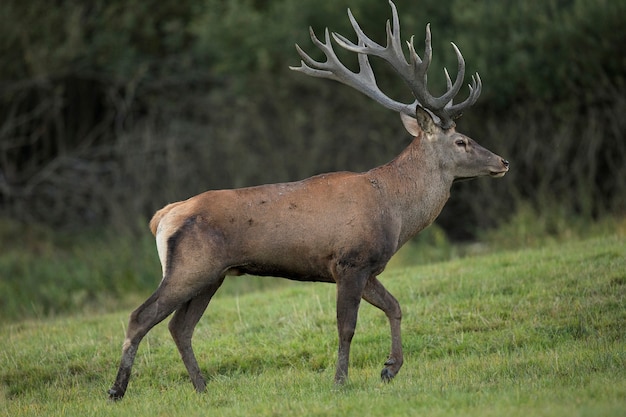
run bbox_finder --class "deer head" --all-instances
[291,0,509,181]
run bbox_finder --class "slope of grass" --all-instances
[1,233,625,416]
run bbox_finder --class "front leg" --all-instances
[334,272,369,384]
[362,277,403,381]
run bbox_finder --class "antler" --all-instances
[290,0,481,129]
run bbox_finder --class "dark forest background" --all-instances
[1,0,625,239]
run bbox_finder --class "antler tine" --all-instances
[386,0,408,66]
[446,73,482,119]
[406,24,431,75]
[290,27,342,81]
[333,3,413,83]
[435,43,466,110]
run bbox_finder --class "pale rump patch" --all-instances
[155,218,181,278]
[155,228,168,277]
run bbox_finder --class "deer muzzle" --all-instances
[490,158,510,177]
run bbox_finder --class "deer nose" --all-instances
[501,159,510,169]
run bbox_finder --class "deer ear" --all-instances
[414,106,438,135]
[400,112,421,137]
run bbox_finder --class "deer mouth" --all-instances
[489,170,507,178]
[453,176,477,183]
[490,159,510,177]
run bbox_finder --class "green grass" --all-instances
[1,232,625,416]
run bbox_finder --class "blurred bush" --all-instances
[0,0,624,238]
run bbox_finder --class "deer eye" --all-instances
[455,139,467,147]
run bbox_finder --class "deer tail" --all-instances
[149,201,185,236]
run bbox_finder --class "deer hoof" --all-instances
[108,387,125,401]
[380,367,396,382]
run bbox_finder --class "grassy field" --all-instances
[1,232,625,416]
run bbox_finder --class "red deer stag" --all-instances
[108,0,509,400]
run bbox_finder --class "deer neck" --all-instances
[371,135,453,247]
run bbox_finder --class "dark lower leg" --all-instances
[108,341,138,400]
[334,277,367,384]
[362,277,403,381]
[108,290,180,400]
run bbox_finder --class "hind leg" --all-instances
[108,283,184,400]
[168,276,225,392]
